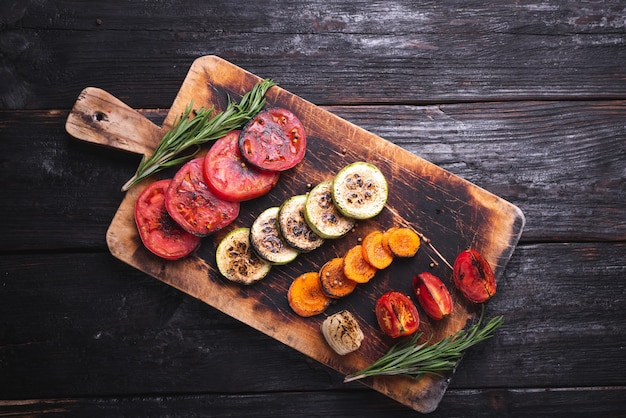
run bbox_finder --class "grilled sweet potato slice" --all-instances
[385,227,420,258]
[288,272,331,317]
[361,230,394,269]
[319,257,358,298]
[343,245,377,283]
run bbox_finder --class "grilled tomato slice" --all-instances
[413,272,453,320]
[203,130,280,202]
[453,249,497,303]
[239,108,306,171]
[134,179,200,260]
[165,158,240,237]
[375,291,420,338]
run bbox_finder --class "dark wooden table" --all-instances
[2,1,625,416]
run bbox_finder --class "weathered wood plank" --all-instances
[0,109,141,252]
[2,98,625,252]
[331,101,626,242]
[2,0,624,415]
[16,0,626,35]
[1,387,625,418]
[2,1,625,108]
[1,243,624,399]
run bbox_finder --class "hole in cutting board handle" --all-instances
[66,87,164,156]
[93,111,108,122]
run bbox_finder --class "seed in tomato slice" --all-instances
[165,158,240,237]
[203,130,280,202]
[134,179,201,260]
[453,248,497,303]
[238,108,306,171]
[413,272,453,320]
[375,291,420,338]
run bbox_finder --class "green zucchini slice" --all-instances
[332,162,388,220]
[250,206,299,265]
[216,227,272,285]
[304,180,356,239]
[278,195,325,252]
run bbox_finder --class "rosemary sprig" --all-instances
[121,79,276,191]
[344,307,503,383]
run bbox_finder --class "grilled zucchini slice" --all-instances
[278,195,325,252]
[216,227,272,285]
[250,206,299,265]
[332,162,388,220]
[304,180,356,239]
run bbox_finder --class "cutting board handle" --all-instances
[65,87,164,155]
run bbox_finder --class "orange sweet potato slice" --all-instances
[381,226,398,249]
[288,271,331,317]
[319,257,358,298]
[343,244,377,283]
[361,230,394,269]
[386,227,421,257]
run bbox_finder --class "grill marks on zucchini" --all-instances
[332,162,388,220]
[278,195,325,252]
[250,206,299,265]
[216,227,272,284]
[215,161,389,289]
[304,180,356,239]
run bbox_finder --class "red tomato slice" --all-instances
[165,158,240,237]
[413,272,453,320]
[375,291,420,338]
[453,248,497,303]
[134,179,201,260]
[239,108,306,171]
[203,130,280,202]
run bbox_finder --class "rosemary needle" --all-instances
[344,307,503,383]
[121,79,276,191]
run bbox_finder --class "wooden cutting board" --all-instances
[66,55,525,413]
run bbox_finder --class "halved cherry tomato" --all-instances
[165,158,240,237]
[375,291,420,338]
[134,179,201,260]
[413,272,453,320]
[239,108,306,171]
[453,248,497,303]
[203,130,280,202]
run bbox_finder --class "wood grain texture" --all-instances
[2,100,624,251]
[2,0,625,415]
[64,56,523,412]
[65,87,164,156]
[2,1,626,109]
[2,387,626,418]
[330,101,626,242]
[1,242,624,414]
